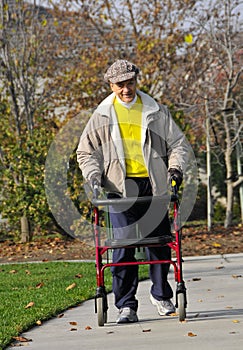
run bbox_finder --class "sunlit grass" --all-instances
[0,261,149,348]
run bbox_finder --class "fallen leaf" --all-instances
[184,33,193,43]
[232,274,242,279]
[70,328,77,331]
[12,336,32,342]
[192,278,201,281]
[215,266,224,269]
[212,242,221,247]
[25,270,31,275]
[36,320,42,326]
[232,320,240,323]
[225,306,233,309]
[57,313,64,318]
[66,283,76,291]
[69,321,77,326]
[36,282,44,289]
[25,301,35,309]
[169,312,178,316]
[85,326,92,330]
[187,332,197,337]
[75,274,83,278]
[142,329,151,332]
[9,269,17,274]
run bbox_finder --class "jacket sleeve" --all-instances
[161,106,190,175]
[76,113,104,183]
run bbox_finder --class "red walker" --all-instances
[92,182,187,326]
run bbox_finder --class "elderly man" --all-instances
[77,59,189,323]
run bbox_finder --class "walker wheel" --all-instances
[97,297,107,326]
[178,293,186,321]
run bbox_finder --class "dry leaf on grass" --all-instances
[66,282,76,291]
[25,301,35,309]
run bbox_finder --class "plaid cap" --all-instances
[104,60,139,83]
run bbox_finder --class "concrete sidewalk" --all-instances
[9,254,243,349]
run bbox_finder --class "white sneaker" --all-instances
[150,294,175,315]
[116,307,138,324]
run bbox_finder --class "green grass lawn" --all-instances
[0,261,149,349]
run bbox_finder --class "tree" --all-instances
[0,0,59,240]
[55,0,200,106]
[3,0,241,240]
[0,0,120,239]
[173,0,243,227]
[0,97,57,237]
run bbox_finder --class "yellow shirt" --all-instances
[114,96,148,177]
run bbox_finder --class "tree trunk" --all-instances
[225,181,234,228]
[20,215,32,242]
[223,107,234,227]
[205,98,213,230]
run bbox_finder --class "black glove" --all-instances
[169,168,183,189]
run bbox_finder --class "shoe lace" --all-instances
[162,300,173,308]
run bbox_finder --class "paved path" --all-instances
[9,254,243,349]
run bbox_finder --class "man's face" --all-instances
[110,78,137,103]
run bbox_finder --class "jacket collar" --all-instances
[96,90,160,119]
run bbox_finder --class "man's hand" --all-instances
[169,168,183,190]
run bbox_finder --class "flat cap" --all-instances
[104,59,139,83]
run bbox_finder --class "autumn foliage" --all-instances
[0,0,242,239]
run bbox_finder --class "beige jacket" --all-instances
[76,90,189,196]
